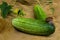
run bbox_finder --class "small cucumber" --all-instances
[34,5,47,21]
[12,17,55,36]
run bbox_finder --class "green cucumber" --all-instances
[34,5,47,21]
[12,17,55,36]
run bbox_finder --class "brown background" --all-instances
[0,0,60,40]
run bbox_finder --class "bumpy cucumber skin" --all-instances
[34,5,47,21]
[12,17,55,36]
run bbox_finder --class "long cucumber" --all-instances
[12,17,55,36]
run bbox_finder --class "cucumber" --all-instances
[34,5,47,21]
[12,17,55,36]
